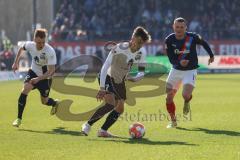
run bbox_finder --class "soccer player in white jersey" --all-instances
[12,28,59,127]
[81,26,151,137]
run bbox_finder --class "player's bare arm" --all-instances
[12,47,25,72]
[29,65,55,84]
[127,71,145,82]
[196,34,215,65]
[201,41,214,65]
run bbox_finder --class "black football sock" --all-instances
[17,93,28,119]
[46,98,57,106]
[101,110,121,131]
[88,103,115,126]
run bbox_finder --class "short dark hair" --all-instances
[174,17,187,24]
[34,28,47,39]
[132,26,151,43]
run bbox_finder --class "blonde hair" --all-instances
[34,28,47,39]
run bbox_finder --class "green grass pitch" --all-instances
[0,74,240,160]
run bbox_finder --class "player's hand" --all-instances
[12,62,19,73]
[208,57,214,65]
[180,60,189,67]
[96,89,107,101]
[29,77,40,84]
[127,76,143,82]
[127,76,138,82]
[127,72,144,82]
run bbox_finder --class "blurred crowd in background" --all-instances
[50,0,240,41]
[1,0,240,71]
[0,38,14,71]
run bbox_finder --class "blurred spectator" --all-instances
[75,29,87,41]
[50,0,240,41]
[2,50,14,70]
[0,37,14,71]
[0,61,7,71]
[54,47,62,68]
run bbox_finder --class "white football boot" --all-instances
[81,122,91,136]
[12,118,22,127]
[97,129,116,138]
[166,121,177,129]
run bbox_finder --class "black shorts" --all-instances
[24,69,52,97]
[98,74,126,100]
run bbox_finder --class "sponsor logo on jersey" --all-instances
[135,53,141,61]
[174,49,190,55]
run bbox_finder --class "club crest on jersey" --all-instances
[34,53,47,66]
[135,52,142,60]
[40,53,46,61]
[34,56,40,63]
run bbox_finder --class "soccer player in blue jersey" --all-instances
[165,17,214,128]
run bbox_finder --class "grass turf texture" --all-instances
[0,74,240,160]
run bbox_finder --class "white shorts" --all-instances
[166,68,197,90]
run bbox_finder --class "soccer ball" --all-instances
[129,122,145,139]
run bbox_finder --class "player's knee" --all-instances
[41,98,48,105]
[165,87,172,94]
[182,93,191,101]
[104,94,115,105]
[115,102,124,114]
[22,84,33,94]
[21,90,29,95]
[166,97,173,104]
[116,107,124,114]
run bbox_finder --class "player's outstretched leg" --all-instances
[81,94,115,136]
[13,83,33,127]
[97,100,124,137]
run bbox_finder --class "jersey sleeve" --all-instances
[194,33,214,57]
[47,47,57,65]
[194,33,204,44]
[99,49,113,88]
[23,41,34,51]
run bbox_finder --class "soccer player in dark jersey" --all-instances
[165,17,214,128]
[81,27,151,137]
[12,28,59,127]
